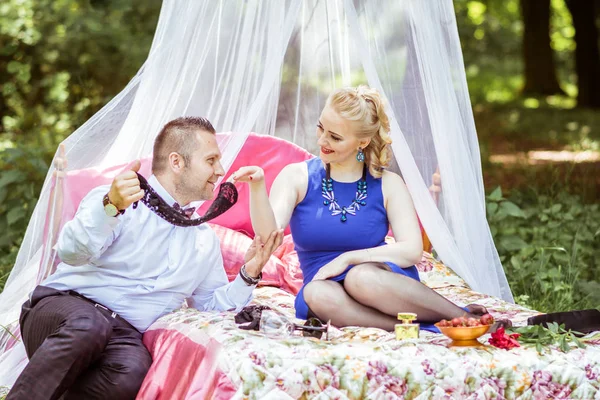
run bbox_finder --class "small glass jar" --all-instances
[395,312,420,340]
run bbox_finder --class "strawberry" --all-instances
[480,313,494,325]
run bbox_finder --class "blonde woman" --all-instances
[233,86,497,332]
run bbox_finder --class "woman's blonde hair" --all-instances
[325,85,392,178]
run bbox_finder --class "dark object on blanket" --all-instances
[235,305,272,331]
[527,309,600,334]
[234,305,331,340]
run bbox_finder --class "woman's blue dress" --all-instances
[289,158,439,332]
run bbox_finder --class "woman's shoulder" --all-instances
[380,169,408,192]
[279,160,310,175]
[275,161,310,190]
[280,157,322,176]
[381,169,405,182]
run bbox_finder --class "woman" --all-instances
[232,86,494,332]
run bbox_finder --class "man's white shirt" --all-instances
[43,175,254,332]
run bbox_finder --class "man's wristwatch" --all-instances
[239,264,262,286]
[103,193,124,217]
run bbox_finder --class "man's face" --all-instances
[180,130,225,201]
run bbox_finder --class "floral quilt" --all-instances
[136,254,600,400]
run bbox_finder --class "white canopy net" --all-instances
[0,0,513,386]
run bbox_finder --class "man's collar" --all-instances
[148,175,177,207]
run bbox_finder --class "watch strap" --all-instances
[239,264,262,286]
[103,193,125,215]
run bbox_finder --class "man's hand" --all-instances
[229,166,265,184]
[244,229,284,278]
[107,160,145,211]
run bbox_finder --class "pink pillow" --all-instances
[198,133,313,236]
[208,223,303,295]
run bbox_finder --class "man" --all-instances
[7,117,283,400]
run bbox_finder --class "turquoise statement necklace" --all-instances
[321,163,368,222]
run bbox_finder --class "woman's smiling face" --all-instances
[316,105,368,164]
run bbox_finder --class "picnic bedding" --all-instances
[136,251,600,400]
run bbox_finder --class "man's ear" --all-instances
[168,152,186,174]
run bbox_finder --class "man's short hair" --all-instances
[152,116,216,174]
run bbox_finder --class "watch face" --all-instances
[104,203,119,217]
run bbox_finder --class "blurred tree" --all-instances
[520,0,565,95]
[453,0,525,104]
[565,0,600,108]
[0,0,160,274]
[0,0,161,150]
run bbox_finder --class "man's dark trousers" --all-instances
[7,285,152,400]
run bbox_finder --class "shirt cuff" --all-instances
[228,274,255,306]
[88,191,122,233]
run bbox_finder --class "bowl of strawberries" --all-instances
[435,314,495,347]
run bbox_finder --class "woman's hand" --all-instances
[229,166,265,184]
[312,254,351,281]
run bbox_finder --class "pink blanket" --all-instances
[139,328,236,399]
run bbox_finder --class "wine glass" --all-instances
[259,310,330,340]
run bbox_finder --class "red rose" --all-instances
[488,327,521,350]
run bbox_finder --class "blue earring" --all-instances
[356,148,365,162]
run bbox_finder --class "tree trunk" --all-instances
[520,0,565,95]
[566,0,600,108]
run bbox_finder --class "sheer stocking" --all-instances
[343,263,478,323]
[303,280,398,331]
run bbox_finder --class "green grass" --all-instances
[476,103,599,313]
[487,187,600,312]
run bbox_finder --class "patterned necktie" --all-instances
[173,203,196,219]
[134,172,238,227]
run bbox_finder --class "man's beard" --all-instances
[176,174,208,202]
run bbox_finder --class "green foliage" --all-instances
[454,0,524,104]
[511,322,586,353]
[0,0,160,289]
[457,0,599,313]
[476,105,600,153]
[0,0,161,150]
[0,146,50,291]
[487,187,600,312]
[454,0,577,105]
